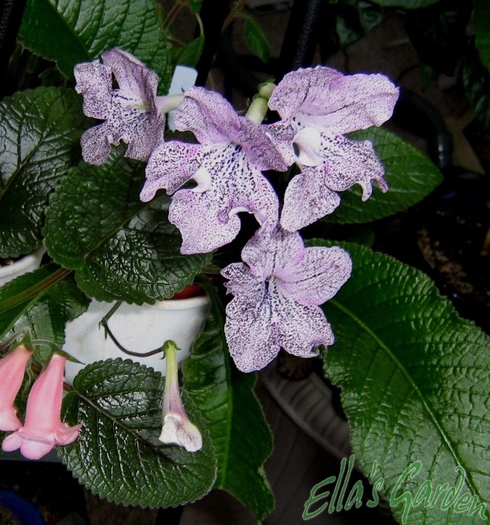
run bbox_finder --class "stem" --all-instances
[100,302,168,358]
[164,341,178,387]
[162,340,179,414]
[222,0,248,32]
[0,267,71,314]
[163,1,184,31]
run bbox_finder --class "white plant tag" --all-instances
[167,65,198,130]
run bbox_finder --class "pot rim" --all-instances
[139,293,210,311]
[0,247,46,278]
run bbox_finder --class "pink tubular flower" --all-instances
[2,354,82,460]
[74,49,172,165]
[268,66,399,231]
[0,345,32,432]
[221,227,352,373]
[140,86,289,254]
[159,341,202,452]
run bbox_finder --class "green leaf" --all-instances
[0,265,88,362]
[326,127,442,224]
[475,0,490,72]
[316,240,490,524]
[0,87,87,258]
[189,0,203,14]
[182,282,274,521]
[244,17,271,64]
[463,41,490,131]
[178,36,205,67]
[369,0,439,7]
[18,0,173,88]
[335,0,387,50]
[58,359,216,508]
[43,147,210,304]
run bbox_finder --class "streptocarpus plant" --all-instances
[1,1,490,524]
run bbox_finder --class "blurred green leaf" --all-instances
[178,35,205,67]
[336,0,387,49]
[182,283,274,521]
[370,0,439,7]
[463,41,490,131]
[475,0,490,72]
[59,359,216,508]
[326,127,442,224]
[244,17,271,64]
[189,0,203,14]
[44,147,210,304]
[0,87,87,258]
[316,240,490,524]
[18,0,173,89]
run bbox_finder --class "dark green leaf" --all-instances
[326,127,442,224]
[369,0,439,7]
[0,265,88,362]
[182,283,274,521]
[189,0,203,14]
[59,359,216,508]
[475,0,490,71]
[335,0,387,50]
[463,41,490,131]
[18,0,173,88]
[43,147,210,304]
[405,0,472,76]
[0,87,87,258]
[178,36,205,67]
[244,17,271,64]
[315,240,490,524]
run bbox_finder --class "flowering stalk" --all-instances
[159,340,202,452]
[0,345,32,431]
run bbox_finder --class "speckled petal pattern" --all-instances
[75,48,165,165]
[221,227,352,372]
[267,65,398,228]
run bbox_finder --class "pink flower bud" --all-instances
[0,345,32,431]
[2,354,82,460]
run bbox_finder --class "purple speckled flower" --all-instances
[140,86,289,254]
[74,49,168,165]
[221,227,352,373]
[268,66,399,231]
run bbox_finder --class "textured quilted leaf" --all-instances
[316,240,490,524]
[0,87,87,258]
[44,147,210,304]
[18,0,173,88]
[59,359,216,508]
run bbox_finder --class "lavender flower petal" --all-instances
[267,66,398,230]
[222,227,352,372]
[75,48,166,165]
[269,66,399,134]
[141,86,287,253]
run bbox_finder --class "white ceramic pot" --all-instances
[0,248,46,287]
[63,294,211,384]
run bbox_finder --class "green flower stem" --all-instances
[0,267,71,314]
[163,340,178,405]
